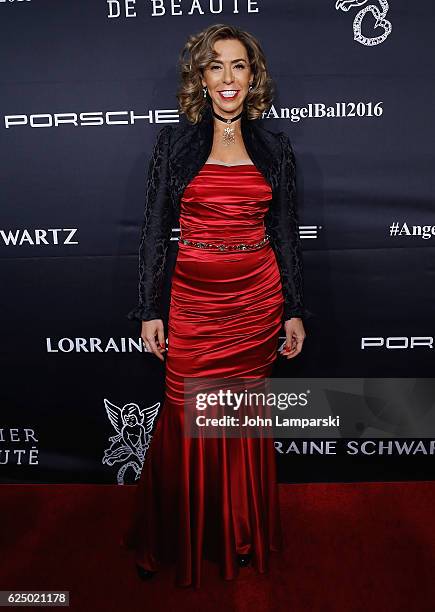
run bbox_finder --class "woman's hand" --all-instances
[280,317,306,359]
[141,319,167,361]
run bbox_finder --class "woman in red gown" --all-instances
[122,26,307,588]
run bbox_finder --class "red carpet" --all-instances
[1,482,435,611]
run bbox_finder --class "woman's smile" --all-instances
[218,89,240,101]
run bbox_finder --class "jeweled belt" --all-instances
[179,233,270,251]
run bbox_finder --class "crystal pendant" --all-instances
[222,119,235,146]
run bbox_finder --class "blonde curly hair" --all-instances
[176,24,275,124]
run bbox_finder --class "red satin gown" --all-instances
[122,162,285,588]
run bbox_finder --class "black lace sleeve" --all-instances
[127,125,173,322]
[267,131,313,322]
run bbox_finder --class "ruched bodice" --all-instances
[180,163,272,244]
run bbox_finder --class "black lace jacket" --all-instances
[127,103,312,324]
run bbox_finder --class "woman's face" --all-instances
[201,38,253,118]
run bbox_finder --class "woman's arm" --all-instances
[267,131,311,322]
[127,125,173,322]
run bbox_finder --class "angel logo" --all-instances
[335,0,392,46]
[102,399,160,484]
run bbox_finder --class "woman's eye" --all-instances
[210,64,245,70]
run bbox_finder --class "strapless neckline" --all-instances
[204,162,256,168]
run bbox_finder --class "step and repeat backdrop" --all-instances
[1,0,434,484]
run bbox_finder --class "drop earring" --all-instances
[203,86,207,98]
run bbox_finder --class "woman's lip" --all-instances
[218,90,240,100]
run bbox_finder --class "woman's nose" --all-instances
[222,68,235,84]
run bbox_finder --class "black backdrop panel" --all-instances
[1,0,434,484]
